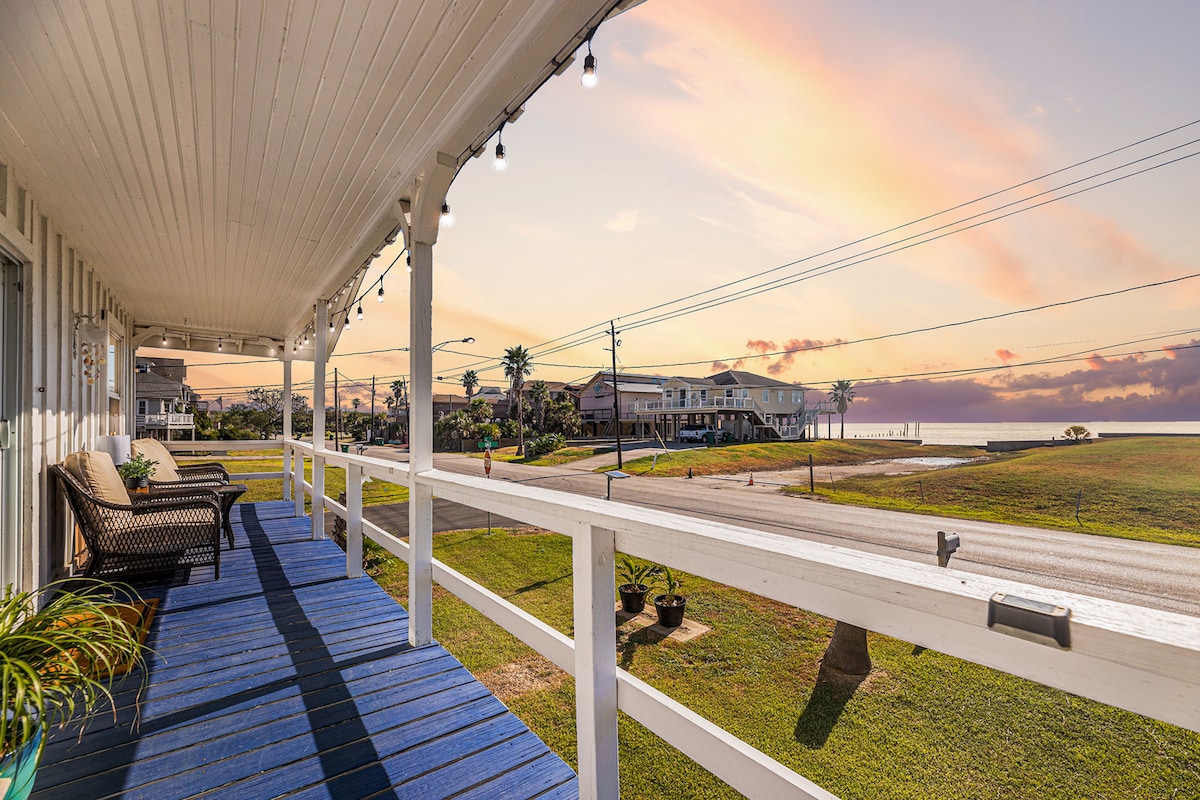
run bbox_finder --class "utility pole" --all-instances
[610,320,623,469]
[370,375,376,443]
[333,368,340,449]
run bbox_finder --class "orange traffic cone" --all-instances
[748,473,754,486]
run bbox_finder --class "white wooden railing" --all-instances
[279,438,1200,800]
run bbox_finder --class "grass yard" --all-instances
[785,437,1200,547]
[472,445,617,467]
[372,529,1200,800]
[609,440,983,478]
[180,456,408,506]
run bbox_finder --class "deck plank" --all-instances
[32,501,578,800]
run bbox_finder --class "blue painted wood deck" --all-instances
[32,501,578,800]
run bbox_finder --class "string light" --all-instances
[377,279,385,302]
[493,126,507,171]
[329,318,335,333]
[357,304,364,321]
[218,337,223,352]
[162,331,168,346]
[343,315,351,331]
[440,202,454,227]
[581,39,597,88]
[406,255,412,273]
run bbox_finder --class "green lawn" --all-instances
[470,445,617,467]
[609,440,984,478]
[372,529,1199,800]
[184,456,408,506]
[783,438,1200,547]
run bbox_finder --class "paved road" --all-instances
[358,447,1200,616]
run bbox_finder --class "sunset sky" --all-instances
[159,0,1200,422]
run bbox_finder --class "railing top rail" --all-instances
[406,465,1197,730]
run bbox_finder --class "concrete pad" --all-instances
[615,603,710,643]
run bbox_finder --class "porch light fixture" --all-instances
[581,39,598,88]
[493,126,507,172]
[440,202,454,228]
[357,305,363,321]
[377,280,385,302]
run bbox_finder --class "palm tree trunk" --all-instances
[822,621,871,677]
[517,394,525,455]
[840,412,845,438]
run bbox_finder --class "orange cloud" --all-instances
[996,348,1019,365]
[746,339,776,354]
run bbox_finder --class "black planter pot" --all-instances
[618,584,648,614]
[124,476,149,491]
[653,595,687,628]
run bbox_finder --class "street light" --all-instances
[432,336,474,352]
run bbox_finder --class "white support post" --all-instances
[346,462,363,578]
[573,523,620,800]
[292,448,305,518]
[282,351,293,501]
[408,239,434,646]
[312,302,327,540]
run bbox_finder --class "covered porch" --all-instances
[32,500,576,799]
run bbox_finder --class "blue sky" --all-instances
[175,0,1200,422]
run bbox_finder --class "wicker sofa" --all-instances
[52,450,223,580]
[132,437,230,486]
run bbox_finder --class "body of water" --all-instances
[833,420,1200,447]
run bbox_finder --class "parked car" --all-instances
[678,424,717,443]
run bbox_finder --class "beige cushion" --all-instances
[132,438,179,481]
[63,450,129,505]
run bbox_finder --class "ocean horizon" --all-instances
[830,420,1200,447]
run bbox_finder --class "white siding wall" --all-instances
[0,151,134,589]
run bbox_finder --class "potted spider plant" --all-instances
[0,579,148,800]
[615,555,654,614]
[652,566,687,628]
[116,452,157,491]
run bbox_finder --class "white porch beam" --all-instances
[312,302,327,540]
[573,522,620,799]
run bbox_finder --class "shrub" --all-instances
[526,433,565,458]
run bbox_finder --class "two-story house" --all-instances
[577,371,668,438]
[638,369,826,441]
[133,357,197,441]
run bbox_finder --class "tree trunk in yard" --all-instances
[822,621,872,677]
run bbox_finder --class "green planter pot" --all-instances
[1,728,43,800]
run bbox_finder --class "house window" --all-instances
[742,389,749,398]
[762,390,769,402]
[778,391,784,403]
[137,400,147,415]
[725,388,733,398]
[664,389,672,400]
[700,389,708,401]
[792,390,803,403]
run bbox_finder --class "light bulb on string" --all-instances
[581,39,598,88]
[357,305,363,321]
[440,202,454,228]
[329,318,335,333]
[377,279,385,302]
[343,315,351,331]
[162,332,168,346]
[218,338,223,352]
[406,255,412,273]
[493,127,507,171]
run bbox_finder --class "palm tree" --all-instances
[461,370,478,403]
[500,345,534,455]
[528,380,550,433]
[829,379,856,439]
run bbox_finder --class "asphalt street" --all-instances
[356,446,1200,617]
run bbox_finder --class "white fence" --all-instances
[268,439,1200,800]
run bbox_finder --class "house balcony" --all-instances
[38,438,1191,799]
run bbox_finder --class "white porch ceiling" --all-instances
[0,0,627,358]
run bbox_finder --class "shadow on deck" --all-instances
[32,501,577,800]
